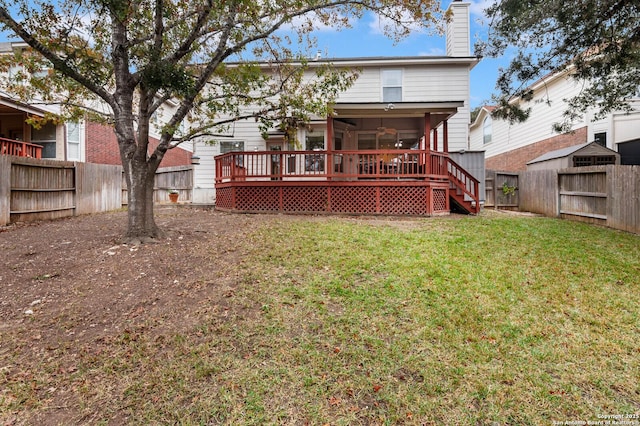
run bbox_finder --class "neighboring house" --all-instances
[469,68,640,172]
[192,1,483,215]
[0,42,192,167]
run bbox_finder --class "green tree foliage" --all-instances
[476,0,640,131]
[0,0,441,240]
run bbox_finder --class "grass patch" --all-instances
[2,214,639,424]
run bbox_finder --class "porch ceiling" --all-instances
[332,101,464,127]
[0,97,47,116]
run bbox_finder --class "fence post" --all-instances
[0,156,10,225]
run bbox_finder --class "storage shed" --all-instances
[526,142,620,171]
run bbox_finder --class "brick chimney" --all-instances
[446,1,471,57]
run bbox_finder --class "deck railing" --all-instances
[446,156,479,201]
[0,138,43,159]
[215,149,451,183]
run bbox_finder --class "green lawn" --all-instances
[5,213,640,424]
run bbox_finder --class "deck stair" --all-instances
[446,157,480,214]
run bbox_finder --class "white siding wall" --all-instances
[446,2,471,57]
[335,67,380,102]
[470,74,587,158]
[337,64,471,151]
[192,118,266,203]
[336,65,470,104]
[471,74,640,158]
[612,107,640,145]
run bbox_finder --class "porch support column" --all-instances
[432,128,438,152]
[443,120,449,153]
[327,114,334,180]
[423,113,431,149]
[423,113,431,176]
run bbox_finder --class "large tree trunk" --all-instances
[123,157,162,241]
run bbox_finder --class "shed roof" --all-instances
[527,142,618,165]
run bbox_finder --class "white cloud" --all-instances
[468,0,493,24]
[418,47,445,56]
[368,10,426,36]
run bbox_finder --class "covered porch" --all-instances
[214,102,479,216]
[0,99,53,159]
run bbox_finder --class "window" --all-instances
[305,128,325,172]
[382,69,402,103]
[31,122,57,158]
[67,122,82,161]
[356,131,418,150]
[594,132,607,147]
[220,141,244,166]
[220,141,244,153]
[483,116,492,144]
[573,155,616,167]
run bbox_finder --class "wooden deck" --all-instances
[0,138,43,159]
[215,149,479,215]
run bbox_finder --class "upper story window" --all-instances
[594,132,607,147]
[381,69,402,103]
[483,116,492,144]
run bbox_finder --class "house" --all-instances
[192,1,483,215]
[0,42,192,167]
[469,68,640,172]
[526,142,620,171]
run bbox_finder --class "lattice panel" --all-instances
[282,187,328,212]
[432,188,448,212]
[215,187,234,209]
[379,186,428,215]
[330,186,378,213]
[236,187,280,211]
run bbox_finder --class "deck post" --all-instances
[423,113,431,176]
[432,128,438,152]
[327,115,334,180]
[443,120,449,153]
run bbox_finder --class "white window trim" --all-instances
[381,69,403,103]
[66,121,84,162]
[482,116,492,145]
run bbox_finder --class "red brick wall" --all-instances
[85,121,191,167]
[486,126,588,172]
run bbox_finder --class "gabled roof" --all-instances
[527,142,619,164]
[470,105,496,128]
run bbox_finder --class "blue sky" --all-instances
[0,0,498,108]
[306,0,499,109]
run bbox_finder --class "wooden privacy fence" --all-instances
[516,165,640,235]
[121,165,193,204]
[0,156,122,226]
[485,170,519,210]
[1,156,194,226]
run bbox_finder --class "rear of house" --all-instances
[192,1,483,215]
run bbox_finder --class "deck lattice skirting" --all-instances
[215,180,450,216]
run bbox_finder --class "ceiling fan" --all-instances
[376,126,397,136]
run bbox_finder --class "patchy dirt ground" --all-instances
[0,207,435,346]
[0,207,262,347]
[0,207,282,423]
[0,206,454,424]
